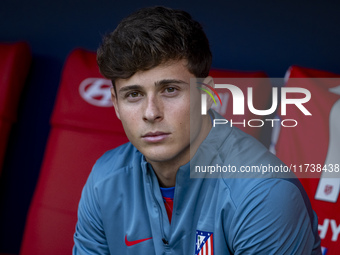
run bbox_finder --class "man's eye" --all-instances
[127,92,141,98]
[165,87,176,93]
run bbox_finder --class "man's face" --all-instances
[112,60,206,167]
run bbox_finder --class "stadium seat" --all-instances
[19,48,271,253]
[273,65,340,255]
[19,49,128,254]
[0,42,31,174]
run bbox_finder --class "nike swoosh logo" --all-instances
[125,235,152,246]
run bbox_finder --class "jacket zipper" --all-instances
[148,174,169,247]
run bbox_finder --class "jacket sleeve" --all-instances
[73,169,110,255]
[228,178,321,255]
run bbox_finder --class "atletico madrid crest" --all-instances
[195,230,214,255]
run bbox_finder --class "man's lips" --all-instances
[141,132,170,142]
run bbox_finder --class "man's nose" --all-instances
[143,95,163,122]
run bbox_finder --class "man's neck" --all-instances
[150,161,181,187]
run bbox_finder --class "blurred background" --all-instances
[1,0,340,253]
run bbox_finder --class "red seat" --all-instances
[20,49,271,253]
[274,65,340,255]
[19,49,128,254]
[0,42,31,173]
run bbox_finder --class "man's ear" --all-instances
[111,87,121,120]
[202,76,215,110]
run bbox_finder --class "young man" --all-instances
[73,6,321,254]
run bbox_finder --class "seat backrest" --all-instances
[20,51,271,254]
[273,65,340,255]
[19,49,128,254]
[0,42,31,173]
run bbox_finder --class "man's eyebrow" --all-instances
[118,85,142,94]
[118,79,188,94]
[154,79,188,87]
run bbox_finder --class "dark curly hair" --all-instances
[97,6,212,85]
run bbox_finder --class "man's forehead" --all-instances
[115,60,193,89]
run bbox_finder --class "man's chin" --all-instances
[144,153,174,164]
[142,148,179,164]
[143,148,190,166]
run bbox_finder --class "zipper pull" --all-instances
[162,238,169,245]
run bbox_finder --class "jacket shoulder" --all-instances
[90,142,140,182]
